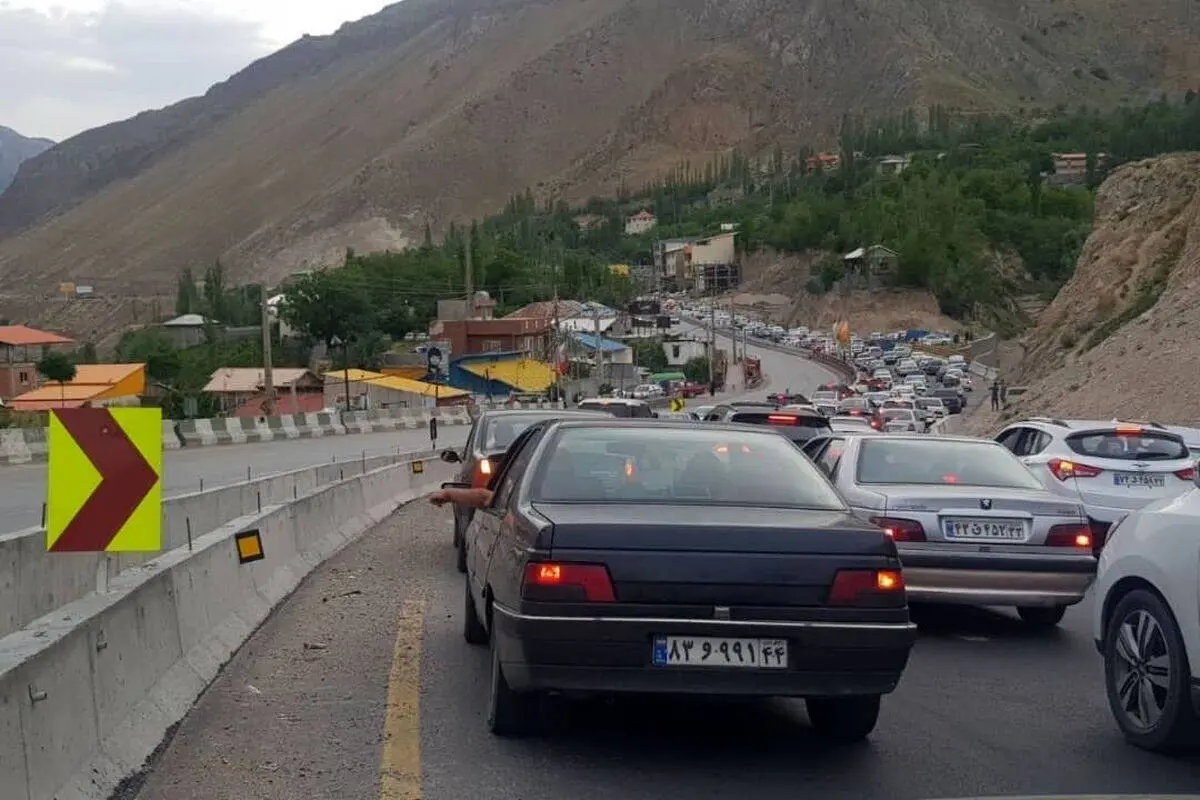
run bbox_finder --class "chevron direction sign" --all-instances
[46,407,163,553]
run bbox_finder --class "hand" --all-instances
[428,490,452,507]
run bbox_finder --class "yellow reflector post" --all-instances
[235,530,265,564]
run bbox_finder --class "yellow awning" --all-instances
[460,358,555,393]
[322,368,470,399]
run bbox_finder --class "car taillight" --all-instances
[1047,458,1102,481]
[1174,466,1196,481]
[471,458,493,488]
[869,517,927,542]
[829,569,906,606]
[521,563,616,603]
[1045,523,1093,548]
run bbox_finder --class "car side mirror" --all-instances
[440,449,461,464]
[1194,460,1200,489]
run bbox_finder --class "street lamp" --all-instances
[330,335,351,417]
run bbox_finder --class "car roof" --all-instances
[478,408,607,421]
[1011,417,1180,434]
[549,418,794,434]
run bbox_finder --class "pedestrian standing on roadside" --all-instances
[989,380,1000,411]
[999,379,1008,409]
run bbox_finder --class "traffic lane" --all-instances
[675,322,841,402]
[420,567,1196,799]
[124,501,1200,800]
[0,426,466,534]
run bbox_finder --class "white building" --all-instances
[662,339,707,367]
[625,210,658,235]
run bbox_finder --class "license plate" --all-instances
[652,636,788,669]
[942,517,1027,541]
[1112,472,1165,489]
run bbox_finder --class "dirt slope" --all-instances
[964,152,1200,432]
[0,0,1195,294]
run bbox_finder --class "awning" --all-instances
[460,358,555,392]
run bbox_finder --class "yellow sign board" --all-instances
[669,397,686,412]
[47,407,162,552]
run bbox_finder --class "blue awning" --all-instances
[571,332,627,353]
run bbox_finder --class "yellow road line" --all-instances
[381,595,428,800]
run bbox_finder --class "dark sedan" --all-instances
[440,408,607,572]
[457,419,917,739]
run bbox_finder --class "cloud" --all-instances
[0,2,275,141]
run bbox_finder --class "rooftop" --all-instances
[0,324,74,347]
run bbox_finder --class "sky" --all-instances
[0,0,395,142]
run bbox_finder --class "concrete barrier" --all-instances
[0,405,476,460]
[0,451,452,800]
[0,449,433,640]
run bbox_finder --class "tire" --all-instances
[463,579,487,645]
[452,514,462,550]
[486,623,538,736]
[805,695,881,742]
[1017,605,1067,629]
[1103,588,1200,753]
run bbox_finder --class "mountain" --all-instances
[0,126,54,194]
[0,0,1194,295]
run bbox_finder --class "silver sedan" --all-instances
[801,433,1098,629]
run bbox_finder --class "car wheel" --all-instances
[463,579,487,645]
[805,695,881,742]
[452,512,463,548]
[1016,605,1067,629]
[486,622,537,736]
[1103,589,1200,752]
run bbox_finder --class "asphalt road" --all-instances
[125,500,1200,800]
[1,426,467,534]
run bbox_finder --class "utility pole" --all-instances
[594,306,604,388]
[707,276,716,391]
[464,230,474,298]
[260,284,276,416]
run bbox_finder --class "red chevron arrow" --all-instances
[50,408,159,552]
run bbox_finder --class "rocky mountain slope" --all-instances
[964,152,1200,432]
[0,0,1195,295]
[0,126,54,194]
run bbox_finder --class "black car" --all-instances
[456,419,917,739]
[929,388,963,414]
[440,408,608,572]
[704,405,832,445]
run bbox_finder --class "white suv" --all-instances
[1093,492,1200,752]
[994,419,1195,545]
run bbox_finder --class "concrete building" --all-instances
[203,367,324,416]
[161,314,211,348]
[0,324,75,402]
[624,210,657,235]
[662,338,707,368]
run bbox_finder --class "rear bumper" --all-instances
[492,604,916,698]
[898,548,1097,608]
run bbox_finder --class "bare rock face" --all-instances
[977,153,1200,428]
[0,0,1193,295]
[0,126,54,194]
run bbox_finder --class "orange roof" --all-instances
[0,325,73,347]
[7,384,107,410]
[70,363,143,385]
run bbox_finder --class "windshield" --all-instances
[856,438,1045,489]
[881,409,914,420]
[1066,430,1189,461]
[577,401,653,419]
[532,426,846,509]
[481,415,561,451]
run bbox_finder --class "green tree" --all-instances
[36,351,77,407]
[278,269,374,347]
[176,267,201,315]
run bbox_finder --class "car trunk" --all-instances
[532,503,894,615]
[1066,458,1192,511]
[882,485,1083,545]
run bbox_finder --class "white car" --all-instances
[994,419,1195,543]
[1092,487,1200,752]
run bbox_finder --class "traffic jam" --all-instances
[432,317,1200,757]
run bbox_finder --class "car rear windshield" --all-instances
[730,411,830,442]
[481,414,563,451]
[577,401,653,419]
[532,426,846,509]
[856,438,1044,489]
[1065,430,1189,461]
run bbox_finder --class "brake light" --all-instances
[1175,466,1196,481]
[829,569,906,606]
[767,414,798,425]
[521,563,616,603]
[1047,458,1102,481]
[869,516,927,542]
[1046,524,1093,549]
[1115,425,1143,435]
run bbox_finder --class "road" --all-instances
[124,501,1199,800]
[106,341,1197,800]
[1,426,467,534]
